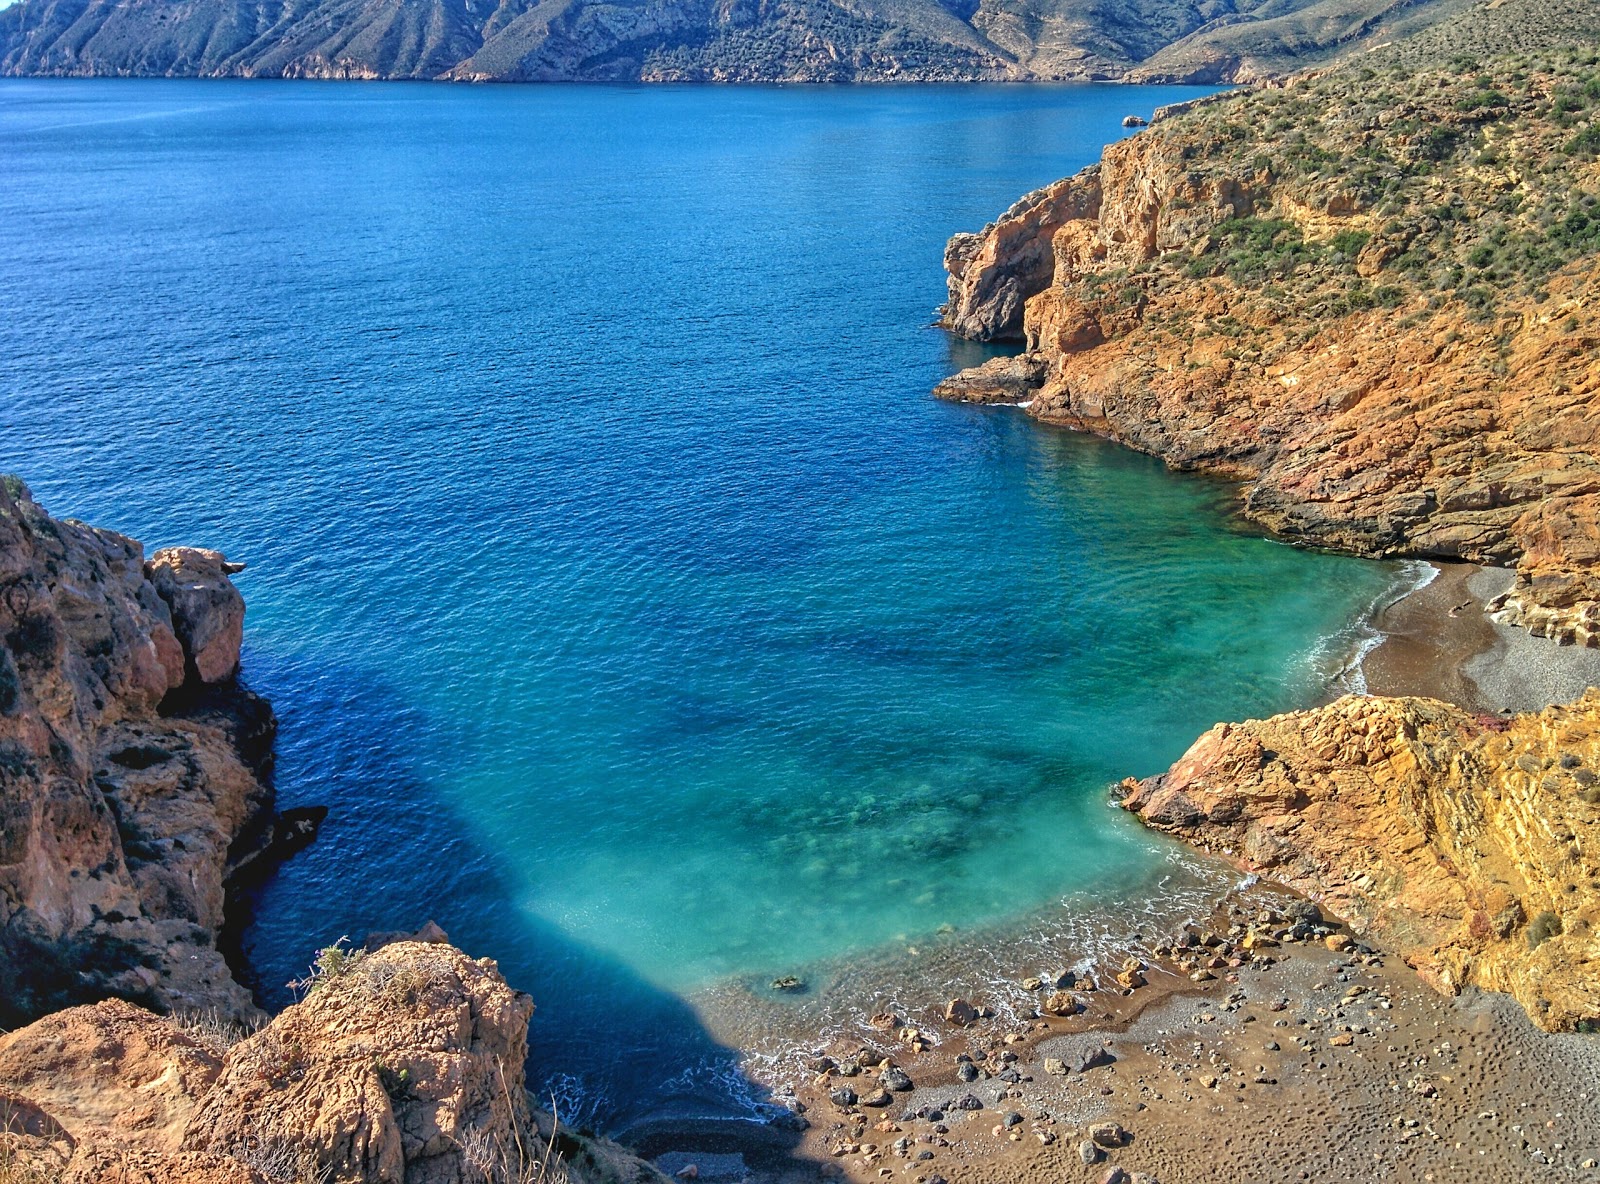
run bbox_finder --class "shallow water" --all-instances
[1,79,1406,1128]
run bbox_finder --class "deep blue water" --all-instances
[1,79,1404,1128]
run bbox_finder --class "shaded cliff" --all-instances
[0,478,288,1027]
[0,936,672,1183]
[940,48,1600,639]
[1121,691,1600,1032]
[0,0,1571,81]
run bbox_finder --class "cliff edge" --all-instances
[1122,692,1600,1032]
[0,477,276,1027]
[939,49,1600,641]
[0,936,670,1183]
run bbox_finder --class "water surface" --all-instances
[0,79,1404,1127]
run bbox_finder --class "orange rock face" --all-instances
[939,57,1600,640]
[1122,692,1600,1031]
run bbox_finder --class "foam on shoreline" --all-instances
[1360,561,1600,712]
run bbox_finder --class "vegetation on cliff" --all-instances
[941,46,1600,639]
[0,0,1576,82]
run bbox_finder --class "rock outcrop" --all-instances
[1122,692,1600,1031]
[939,51,1600,640]
[0,939,669,1184]
[0,477,278,1026]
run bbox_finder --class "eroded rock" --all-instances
[1122,691,1600,1030]
[0,478,274,1024]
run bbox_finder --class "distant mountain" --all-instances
[0,0,1565,82]
[0,0,1593,81]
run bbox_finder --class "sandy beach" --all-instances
[1361,562,1600,714]
[643,566,1600,1184]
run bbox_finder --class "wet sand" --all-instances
[652,886,1600,1183]
[1361,561,1600,713]
[637,563,1600,1183]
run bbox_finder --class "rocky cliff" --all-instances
[1121,692,1600,1032]
[0,478,284,1028]
[0,0,1569,82]
[939,48,1600,640]
[0,936,669,1184]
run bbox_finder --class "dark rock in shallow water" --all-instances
[933,354,1048,405]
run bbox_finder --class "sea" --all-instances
[0,78,1411,1131]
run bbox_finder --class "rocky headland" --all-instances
[1123,692,1600,1031]
[0,934,668,1183]
[939,48,1600,644]
[0,477,291,1028]
[0,481,668,1183]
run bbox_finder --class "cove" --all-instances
[1,79,1406,1127]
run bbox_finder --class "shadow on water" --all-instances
[941,329,1022,374]
[222,648,815,1175]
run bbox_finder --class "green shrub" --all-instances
[1527,910,1564,950]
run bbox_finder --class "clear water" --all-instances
[0,79,1405,1129]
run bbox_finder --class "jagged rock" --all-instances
[1122,692,1600,1031]
[0,942,669,1184]
[933,353,1048,404]
[939,57,1600,638]
[184,941,532,1182]
[0,478,283,1025]
[145,547,245,685]
[941,173,1103,341]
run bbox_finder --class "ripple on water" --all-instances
[2,79,1411,1130]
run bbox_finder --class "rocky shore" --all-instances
[0,477,293,1027]
[937,50,1600,644]
[768,885,1600,1183]
[0,932,669,1183]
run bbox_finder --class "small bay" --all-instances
[1,79,1405,1128]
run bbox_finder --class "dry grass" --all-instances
[168,1007,264,1054]
[217,1136,334,1184]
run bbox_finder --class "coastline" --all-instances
[1360,561,1600,714]
[635,569,1600,1182]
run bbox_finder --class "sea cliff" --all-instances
[0,483,667,1183]
[0,478,284,1027]
[1123,692,1600,1032]
[0,935,668,1183]
[939,49,1600,644]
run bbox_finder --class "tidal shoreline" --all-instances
[638,576,1600,1182]
[1360,561,1600,715]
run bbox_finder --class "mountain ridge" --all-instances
[0,0,1552,81]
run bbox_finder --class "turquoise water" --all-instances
[0,79,1403,1127]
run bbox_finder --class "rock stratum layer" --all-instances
[0,0,1584,82]
[1122,692,1600,1032]
[0,478,273,1028]
[0,936,668,1184]
[940,47,1600,640]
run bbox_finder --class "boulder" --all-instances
[145,547,245,686]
